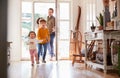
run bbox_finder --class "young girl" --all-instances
[27,31,39,66]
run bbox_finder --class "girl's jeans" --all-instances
[38,43,48,61]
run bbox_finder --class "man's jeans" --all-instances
[48,32,55,57]
[38,43,48,61]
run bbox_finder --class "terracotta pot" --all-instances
[98,26,103,30]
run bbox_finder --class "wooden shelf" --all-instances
[84,30,120,73]
[85,61,114,70]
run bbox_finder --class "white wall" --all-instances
[7,0,21,61]
[72,0,103,41]
[72,0,81,30]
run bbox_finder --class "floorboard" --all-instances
[7,61,119,78]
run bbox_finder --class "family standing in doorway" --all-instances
[27,8,55,66]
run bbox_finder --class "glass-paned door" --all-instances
[21,1,71,60]
[34,2,70,60]
[34,2,55,60]
[58,3,70,59]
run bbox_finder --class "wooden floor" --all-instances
[7,60,119,78]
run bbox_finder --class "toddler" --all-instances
[27,31,39,66]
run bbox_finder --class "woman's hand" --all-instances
[39,40,43,43]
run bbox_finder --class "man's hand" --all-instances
[52,27,55,32]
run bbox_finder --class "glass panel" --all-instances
[86,22,90,31]
[60,3,69,20]
[21,2,32,59]
[87,3,96,21]
[34,3,55,32]
[59,21,70,40]
[93,4,96,20]
[86,4,90,20]
[22,2,32,19]
[34,3,55,19]
[86,2,96,32]
[58,41,69,58]
[21,20,32,59]
[86,21,92,32]
[58,2,70,59]
[22,20,32,30]
[89,4,92,20]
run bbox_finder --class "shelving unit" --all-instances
[84,30,120,73]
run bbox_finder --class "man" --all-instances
[47,8,55,60]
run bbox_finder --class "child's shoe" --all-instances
[42,60,46,63]
[36,61,39,64]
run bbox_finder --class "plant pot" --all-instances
[91,26,96,32]
[98,26,103,30]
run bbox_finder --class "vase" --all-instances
[98,26,103,30]
[91,25,96,32]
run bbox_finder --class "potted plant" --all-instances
[91,23,96,32]
[96,13,104,30]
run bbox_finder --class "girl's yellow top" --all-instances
[37,27,50,44]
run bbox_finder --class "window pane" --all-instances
[60,21,70,39]
[21,20,32,58]
[58,41,69,58]
[89,4,92,20]
[87,3,96,21]
[86,22,92,32]
[86,4,90,20]
[34,3,55,20]
[60,3,69,19]
[86,2,96,32]
[93,4,96,20]
[21,2,32,59]
[22,2,32,19]
[22,20,32,31]
[34,3,55,31]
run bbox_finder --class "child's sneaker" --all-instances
[36,61,39,64]
[42,60,46,63]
